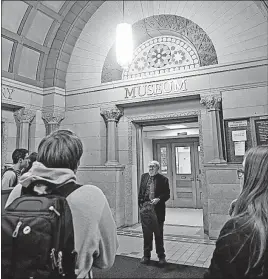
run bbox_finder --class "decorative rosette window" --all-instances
[123,36,200,80]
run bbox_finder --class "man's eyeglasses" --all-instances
[237,169,244,179]
[148,165,157,169]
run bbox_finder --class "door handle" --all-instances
[190,178,194,181]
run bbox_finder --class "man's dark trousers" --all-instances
[142,218,165,259]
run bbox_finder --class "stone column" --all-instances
[200,94,226,163]
[42,111,65,135]
[14,108,36,149]
[101,107,123,166]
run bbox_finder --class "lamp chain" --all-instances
[123,0,124,22]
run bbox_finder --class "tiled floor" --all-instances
[165,208,203,226]
[117,208,215,268]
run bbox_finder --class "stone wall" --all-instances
[205,164,241,239]
[76,165,126,228]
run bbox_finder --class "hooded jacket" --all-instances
[5,162,118,279]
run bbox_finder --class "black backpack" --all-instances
[1,167,18,188]
[1,181,81,279]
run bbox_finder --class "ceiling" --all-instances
[2,1,268,91]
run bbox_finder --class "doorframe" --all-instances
[125,110,208,233]
[153,137,200,208]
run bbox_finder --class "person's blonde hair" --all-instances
[37,129,83,171]
[232,145,268,274]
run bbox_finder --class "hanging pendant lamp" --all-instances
[116,0,133,70]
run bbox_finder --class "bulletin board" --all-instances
[224,118,252,163]
[254,117,268,146]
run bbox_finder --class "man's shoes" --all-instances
[158,257,167,266]
[140,256,150,264]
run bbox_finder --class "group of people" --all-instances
[2,149,37,189]
[1,128,268,279]
[2,130,118,278]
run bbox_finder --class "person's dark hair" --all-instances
[37,129,83,171]
[232,145,268,273]
[12,149,29,164]
[21,152,37,174]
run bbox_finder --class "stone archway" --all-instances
[101,14,218,83]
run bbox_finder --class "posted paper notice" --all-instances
[234,141,245,156]
[232,130,247,141]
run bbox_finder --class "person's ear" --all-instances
[74,160,80,174]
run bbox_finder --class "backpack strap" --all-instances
[54,181,82,198]
[21,181,82,197]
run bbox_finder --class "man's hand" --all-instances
[151,198,160,205]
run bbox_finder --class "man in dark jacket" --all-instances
[138,160,170,266]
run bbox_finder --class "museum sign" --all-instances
[124,78,187,99]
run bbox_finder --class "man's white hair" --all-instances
[149,160,160,169]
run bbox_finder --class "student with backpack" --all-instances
[1,148,29,189]
[3,129,118,279]
[21,151,38,175]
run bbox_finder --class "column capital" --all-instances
[41,111,65,125]
[200,95,222,111]
[14,107,36,123]
[100,107,123,123]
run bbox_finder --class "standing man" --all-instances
[2,148,29,190]
[138,160,170,266]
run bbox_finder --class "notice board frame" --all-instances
[224,118,252,163]
[224,115,268,163]
[251,115,268,146]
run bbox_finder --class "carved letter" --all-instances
[147,84,154,95]
[163,81,172,93]
[125,86,136,99]
[7,87,14,99]
[138,85,146,97]
[174,79,187,92]
[2,86,14,100]
[155,83,163,95]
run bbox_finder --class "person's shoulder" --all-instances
[219,215,251,240]
[76,184,105,195]
[157,173,168,180]
[2,168,16,177]
[70,184,107,203]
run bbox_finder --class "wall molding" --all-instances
[78,165,125,171]
[64,80,267,112]
[66,57,268,95]
[1,118,9,166]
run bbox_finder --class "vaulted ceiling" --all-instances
[2,1,268,91]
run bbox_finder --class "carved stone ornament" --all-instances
[200,95,222,111]
[14,108,36,123]
[100,108,123,123]
[42,111,65,125]
[101,14,218,83]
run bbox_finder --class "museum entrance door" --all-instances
[154,138,202,208]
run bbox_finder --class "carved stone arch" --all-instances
[101,14,218,83]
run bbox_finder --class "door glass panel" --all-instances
[160,147,168,174]
[175,146,192,174]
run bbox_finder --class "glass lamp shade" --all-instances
[116,23,133,70]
